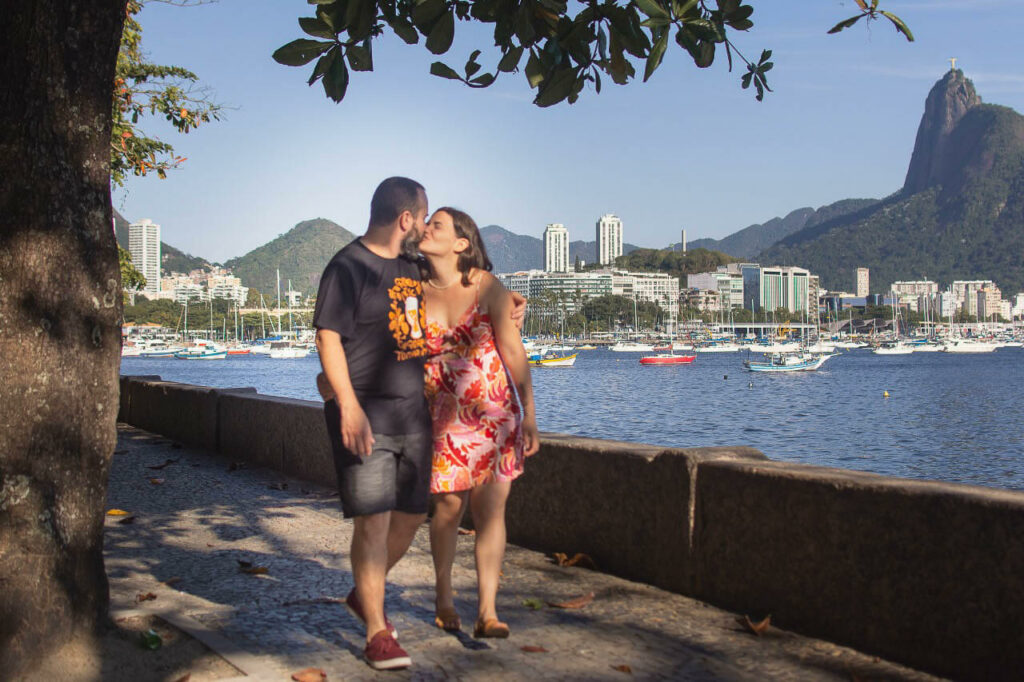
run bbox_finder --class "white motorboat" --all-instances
[941,339,998,353]
[609,341,655,352]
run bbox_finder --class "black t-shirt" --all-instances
[313,240,431,435]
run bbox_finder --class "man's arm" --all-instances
[316,328,374,456]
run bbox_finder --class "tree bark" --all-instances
[0,0,127,674]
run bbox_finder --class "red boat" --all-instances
[226,348,251,355]
[639,353,696,365]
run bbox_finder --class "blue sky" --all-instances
[114,0,1024,263]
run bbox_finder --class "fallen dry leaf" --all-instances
[148,478,164,485]
[737,614,771,636]
[547,592,595,609]
[552,552,597,569]
[162,577,182,586]
[117,516,136,525]
[457,527,475,535]
[136,592,157,603]
[172,674,191,682]
[147,458,179,470]
[520,645,548,653]
[611,664,633,674]
[291,668,326,682]
[106,509,131,516]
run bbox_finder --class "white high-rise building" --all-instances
[543,223,569,273]
[855,268,870,297]
[128,218,161,295]
[596,214,623,265]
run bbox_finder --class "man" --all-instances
[313,177,524,670]
[313,177,433,670]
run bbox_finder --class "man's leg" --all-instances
[386,510,427,573]
[351,511,391,642]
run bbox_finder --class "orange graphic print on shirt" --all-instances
[388,277,429,361]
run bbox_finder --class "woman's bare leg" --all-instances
[469,481,511,624]
[430,491,469,618]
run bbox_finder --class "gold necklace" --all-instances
[427,276,459,290]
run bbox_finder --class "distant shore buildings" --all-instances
[128,218,161,296]
[596,214,623,265]
[543,223,569,273]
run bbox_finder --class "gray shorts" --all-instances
[324,401,432,519]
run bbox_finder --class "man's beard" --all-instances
[400,229,422,260]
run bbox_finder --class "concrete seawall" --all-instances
[117,375,1024,680]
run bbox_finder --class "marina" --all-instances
[122,343,1024,492]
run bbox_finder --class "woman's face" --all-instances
[419,210,466,257]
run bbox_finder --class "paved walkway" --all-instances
[106,425,943,681]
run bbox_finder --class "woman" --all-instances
[418,206,540,639]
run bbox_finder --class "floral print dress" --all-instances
[425,297,524,493]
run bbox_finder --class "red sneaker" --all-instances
[345,588,398,639]
[364,630,411,670]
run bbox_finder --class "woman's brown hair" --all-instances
[436,206,493,286]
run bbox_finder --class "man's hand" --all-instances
[510,291,527,331]
[341,401,375,456]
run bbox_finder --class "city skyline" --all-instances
[113,2,1024,263]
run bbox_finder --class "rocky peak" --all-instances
[902,69,982,195]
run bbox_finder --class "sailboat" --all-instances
[640,310,696,365]
[529,314,576,366]
[610,296,654,351]
[873,292,914,354]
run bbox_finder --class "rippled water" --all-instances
[122,348,1024,491]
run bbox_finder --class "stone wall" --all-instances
[117,375,1024,680]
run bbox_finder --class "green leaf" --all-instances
[640,17,670,28]
[412,0,447,31]
[347,42,373,71]
[525,50,545,88]
[522,597,546,610]
[643,30,669,82]
[322,52,350,102]
[139,629,162,651]
[307,48,338,85]
[272,39,334,67]
[634,0,669,20]
[594,68,601,94]
[470,72,496,87]
[597,26,608,61]
[299,16,335,39]
[497,46,524,73]
[879,11,915,42]
[390,18,420,44]
[827,14,863,35]
[535,66,577,107]
[465,58,481,78]
[426,10,455,54]
[429,61,463,80]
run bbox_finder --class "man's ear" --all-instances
[398,210,413,233]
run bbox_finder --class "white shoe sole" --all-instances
[367,655,412,670]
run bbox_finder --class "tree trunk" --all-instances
[0,1,127,674]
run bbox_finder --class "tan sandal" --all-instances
[473,618,510,639]
[434,606,462,632]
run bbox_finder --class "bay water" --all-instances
[122,347,1024,491]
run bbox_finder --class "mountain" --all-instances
[480,225,641,273]
[223,218,356,296]
[759,70,1024,294]
[113,208,212,275]
[686,199,878,259]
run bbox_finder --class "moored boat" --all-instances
[639,353,696,366]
